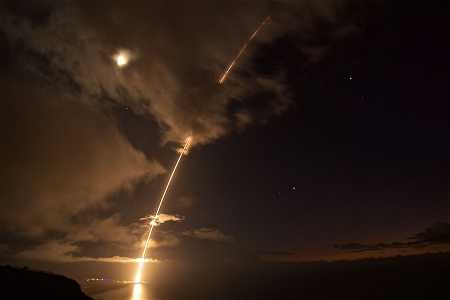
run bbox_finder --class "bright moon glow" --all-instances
[113,51,130,68]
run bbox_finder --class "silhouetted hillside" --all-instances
[0,265,93,300]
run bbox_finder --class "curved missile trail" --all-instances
[218,16,271,84]
[134,136,192,283]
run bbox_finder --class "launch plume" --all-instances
[134,136,192,283]
[218,16,271,84]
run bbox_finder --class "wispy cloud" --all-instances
[16,240,158,264]
[145,213,185,226]
[335,222,450,253]
[183,228,234,243]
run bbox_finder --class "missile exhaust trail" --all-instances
[218,16,271,85]
[134,136,192,283]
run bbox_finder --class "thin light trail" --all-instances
[218,16,271,84]
[134,136,192,282]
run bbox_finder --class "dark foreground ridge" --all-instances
[0,265,93,300]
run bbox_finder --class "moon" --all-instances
[113,50,131,68]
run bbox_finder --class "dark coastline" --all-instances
[0,265,93,300]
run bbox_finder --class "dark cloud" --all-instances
[0,0,375,265]
[68,214,139,244]
[0,0,362,145]
[1,0,282,145]
[408,222,450,244]
[260,250,297,256]
[335,222,450,253]
[183,228,234,243]
[0,81,164,238]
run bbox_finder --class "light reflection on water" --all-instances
[131,283,143,300]
[92,283,152,300]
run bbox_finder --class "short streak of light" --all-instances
[218,16,271,84]
[141,136,192,259]
[133,136,192,283]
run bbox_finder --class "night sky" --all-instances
[0,0,449,294]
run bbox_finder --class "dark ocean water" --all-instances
[86,253,450,300]
[91,283,154,300]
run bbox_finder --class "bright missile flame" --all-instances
[133,136,192,284]
[218,16,271,84]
